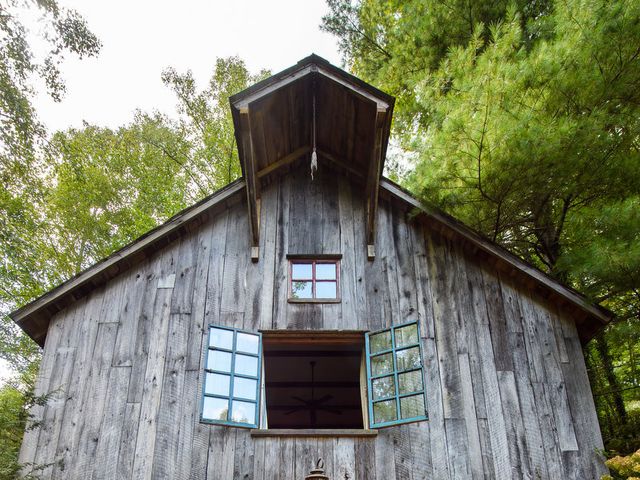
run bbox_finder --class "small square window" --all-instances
[288,258,340,302]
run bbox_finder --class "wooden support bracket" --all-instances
[364,110,386,260]
[240,110,261,261]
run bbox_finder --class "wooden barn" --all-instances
[12,55,612,479]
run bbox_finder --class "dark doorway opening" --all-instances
[262,333,364,429]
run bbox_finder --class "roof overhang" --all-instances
[10,56,612,348]
[9,176,612,348]
[229,54,395,261]
[380,178,613,343]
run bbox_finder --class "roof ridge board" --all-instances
[229,54,394,108]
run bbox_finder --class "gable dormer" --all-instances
[230,54,395,261]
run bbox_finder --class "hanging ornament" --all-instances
[305,458,329,480]
[311,91,318,180]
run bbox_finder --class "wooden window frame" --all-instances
[365,321,428,428]
[200,325,262,429]
[256,330,375,434]
[287,258,341,303]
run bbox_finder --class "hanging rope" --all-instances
[311,91,318,180]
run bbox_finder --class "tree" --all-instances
[1,0,101,383]
[324,0,640,452]
[1,57,269,371]
[160,57,269,192]
[1,54,268,473]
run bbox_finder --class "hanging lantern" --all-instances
[305,458,329,480]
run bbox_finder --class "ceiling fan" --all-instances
[284,361,342,427]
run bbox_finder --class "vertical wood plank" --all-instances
[18,307,66,472]
[423,337,450,480]
[152,312,190,479]
[67,323,118,479]
[497,370,531,479]
[116,402,141,480]
[445,418,471,480]
[355,438,376,480]
[131,286,173,480]
[334,437,356,480]
[510,332,549,479]
[458,353,484,479]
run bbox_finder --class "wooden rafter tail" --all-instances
[365,109,387,260]
[239,109,261,261]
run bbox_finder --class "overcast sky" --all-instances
[2,0,342,384]
[35,0,342,132]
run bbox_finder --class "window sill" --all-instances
[287,298,342,304]
[250,429,378,438]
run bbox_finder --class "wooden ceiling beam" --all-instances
[317,149,365,180]
[257,145,311,179]
[365,111,387,260]
[239,109,261,261]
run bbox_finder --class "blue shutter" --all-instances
[201,325,262,428]
[365,321,428,428]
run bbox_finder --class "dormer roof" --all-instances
[229,54,394,260]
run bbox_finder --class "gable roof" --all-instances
[9,56,613,347]
[10,172,611,347]
[228,54,394,260]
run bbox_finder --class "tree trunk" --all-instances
[594,331,628,425]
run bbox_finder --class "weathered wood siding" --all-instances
[20,167,606,479]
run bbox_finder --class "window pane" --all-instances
[395,324,418,348]
[372,375,395,400]
[208,350,232,372]
[398,370,423,394]
[236,332,259,354]
[231,400,256,424]
[373,399,397,424]
[235,354,258,377]
[205,372,230,396]
[400,394,426,419]
[369,330,392,354]
[233,377,257,400]
[316,281,337,298]
[291,281,312,299]
[396,347,421,371]
[316,263,336,280]
[209,327,233,349]
[371,352,394,376]
[291,263,312,279]
[203,396,229,421]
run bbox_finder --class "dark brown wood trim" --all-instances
[287,298,342,304]
[250,429,378,438]
[240,110,260,256]
[286,253,343,260]
[257,145,311,179]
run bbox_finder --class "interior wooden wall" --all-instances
[19,166,606,479]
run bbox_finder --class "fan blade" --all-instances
[315,394,333,404]
[284,407,304,415]
[291,396,308,405]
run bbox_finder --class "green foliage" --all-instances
[1,56,268,359]
[0,365,57,480]
[602,447,640,479]
[325,0,640,453]
[0,0,101,391]
[161,57,270,191]
[0,382,28,479]
[1,51,268,477]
